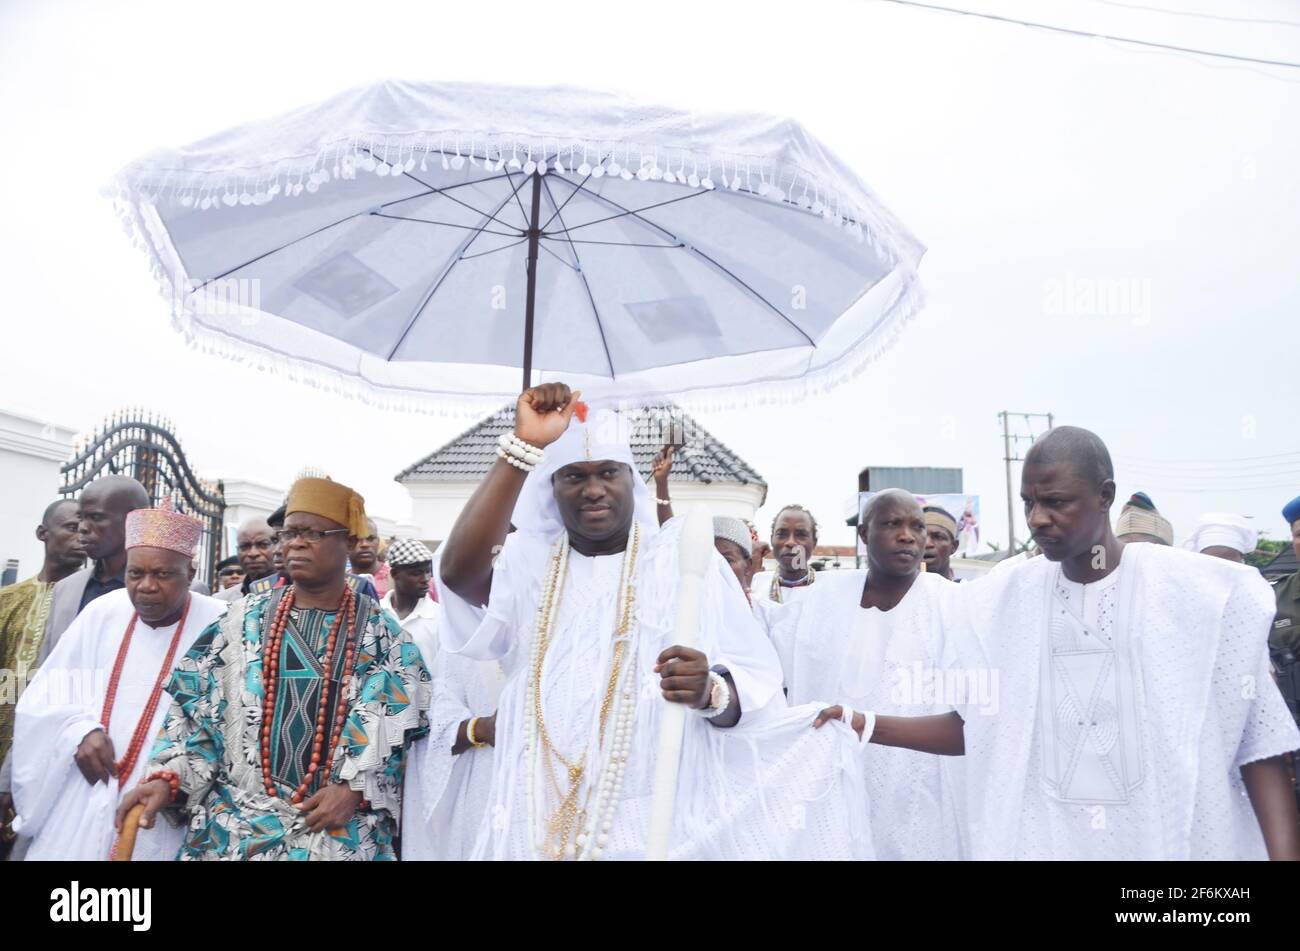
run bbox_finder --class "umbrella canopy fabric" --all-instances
[109,80,924,409]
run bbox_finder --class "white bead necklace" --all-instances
[526,521,641,861]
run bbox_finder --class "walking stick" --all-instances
[646,503,713,860]
[111,804,145,861]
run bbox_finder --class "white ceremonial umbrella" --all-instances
[109,80,924,410]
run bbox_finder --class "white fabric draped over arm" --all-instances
[11,603,107,841]
[698,553,784,718]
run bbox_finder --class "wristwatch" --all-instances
[697,670,731,719]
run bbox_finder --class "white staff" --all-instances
[646,503,714,860]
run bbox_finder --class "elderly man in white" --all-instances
[12,506,226,860]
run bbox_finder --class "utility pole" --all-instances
[998,411,1055,553]
[1001,412,1014,554]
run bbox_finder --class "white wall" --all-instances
[662,481,765,521]
[219,478,286,555]
[0,411,77,581]
[404,482,476,545]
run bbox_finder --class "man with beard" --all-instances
[437,385,872,860]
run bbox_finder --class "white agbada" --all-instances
[773,569,963,860]
[12,589,226,861]
[750,593,783,640]
[386,589,504,861]
[947,543,1300,860]
[440,409,871,861]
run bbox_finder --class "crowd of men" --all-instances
[0,383,1297,861]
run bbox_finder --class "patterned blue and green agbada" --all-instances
[147,588,429,860]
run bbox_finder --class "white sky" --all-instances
[1,0,1297,550]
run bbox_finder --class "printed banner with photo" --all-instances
[856,492,981,558]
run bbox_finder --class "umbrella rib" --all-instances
[360,146,521,231]
[461,237,531,261]
[537,241,579,271]
[370,211,523,238]
[540,176,616,378]
[393,169,515,196]
[383,182,532,361]
[489,149,566,228]
[378,187,436,207]
[538,155,607,233]
[546,179,816,348]
[498,168,534,228]
[375,170,518,212]
[540,236,679,248]
[539,187,709,237]
[675,245,817,347]
[193,209,366,289]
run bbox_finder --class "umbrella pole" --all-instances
[522,171,542,392]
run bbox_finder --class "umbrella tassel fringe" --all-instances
[103,132,914,249]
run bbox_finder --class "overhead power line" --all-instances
[1086,0,1300,30]
[1115,449,1300,468]
[871,0,1300,68]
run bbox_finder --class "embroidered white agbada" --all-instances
[439,408,871,861]
[12,589,226,861]
[947,543,1300,860]
[388,590,503,861]
[773,569,963,860]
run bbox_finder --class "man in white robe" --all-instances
[384,539,503,861]
[780,490,962,860]
[751,505,821,605]
[12,506,224,861]
[438,384,871,861]
[835,427,1300,860]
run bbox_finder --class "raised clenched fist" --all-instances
[515,383,582,449]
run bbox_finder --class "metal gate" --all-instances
[61,411,226,586]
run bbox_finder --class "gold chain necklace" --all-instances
[528,521,641,860]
